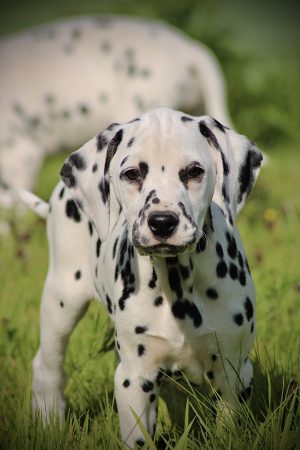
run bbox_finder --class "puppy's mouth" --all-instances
[135,243,189,257]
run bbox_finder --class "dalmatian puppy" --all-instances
[24,107,262,448]
[0,15,232,209]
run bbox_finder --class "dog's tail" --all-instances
[17,190,49,219]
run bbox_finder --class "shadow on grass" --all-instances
[156,355,299,448]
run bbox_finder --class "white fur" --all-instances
[24,108,262,449]
[0,15,232,208]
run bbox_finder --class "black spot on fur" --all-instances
[206,288,218,299]
[114,264,119,281]
[62,109,71,119]
[142,380,153,392]
[216,243,224,259]
[238,251,244,269]
[245,258,251,274]
[88,221,93,236]
[65,200,81,222]
[74,270,81,280]
[181,115,193,122]
[238,147,263,204]
[106,294,113,314]
[244,297,254,321]
[96,238,101,258]
[104,129,123,174]
[216,261,227,278]
[123,379,130,388]
[211,354,217,362]
[226,233,237,259]
[60,301,64,308]
[207,206,214,231]
[199,121,220,150]
[127,137,135,147]
[178,202,197,228]
[96,133,109,152]
[221,151,230,176]
[60,163,76,188]
[239,270,246,286]
[45,94,55,104]
[229,263,238,280]
[172,299,202,327]
[135,439,145,448]
[149,267,157,289]
[120,156,129,167]
[188,302,203,327]
[154,296,163,306]
[145,190,156,204]
[168,267,183,298]
[207,370,214,380]
[233,313,244,326]
[69,152,86,170]
[92,163,98,173]
[79,104,89,115]
[113,238,119,259]
[135,326,148,334]
[128,117,140,124]
[98,178,110,204]
[139,161,149,180]
[119,285,135,310]
[137,344,145,356]
[213,118,227,133]
[107,122,120,131]
[150,393,156,403]
[59,187,65,199]
[171,300,186,319]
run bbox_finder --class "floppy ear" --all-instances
[60,124,123,241]
[198,117,263,228]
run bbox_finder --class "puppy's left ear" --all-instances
[60,124,123,241]
[199,117,263,228]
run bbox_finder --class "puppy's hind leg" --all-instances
[32,186,94,425]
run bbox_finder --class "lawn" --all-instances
[0,1,299,448]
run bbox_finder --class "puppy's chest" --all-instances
[114,256,220,376]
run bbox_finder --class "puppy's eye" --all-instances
[122,168,141,181]
[187,164,205,179]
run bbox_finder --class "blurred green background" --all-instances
[1,1,300,448]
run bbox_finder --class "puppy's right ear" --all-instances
[60,124,123,241]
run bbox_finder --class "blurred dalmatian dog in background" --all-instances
[0,15,232,210]
[21,107,262,448]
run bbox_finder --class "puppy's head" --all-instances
[61,107,263,256]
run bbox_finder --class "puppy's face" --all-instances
[111,111,216,256]
[61,107,262,248]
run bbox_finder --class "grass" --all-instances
[1,0,300,448]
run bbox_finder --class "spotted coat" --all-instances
[25,107,262,449]
[0,15,232,210]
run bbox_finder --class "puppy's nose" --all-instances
[148,211,179,238]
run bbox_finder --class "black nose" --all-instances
[148,211,179,238]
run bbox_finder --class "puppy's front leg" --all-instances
[114,362,158,449]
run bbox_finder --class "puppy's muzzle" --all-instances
[148,211,179,239]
